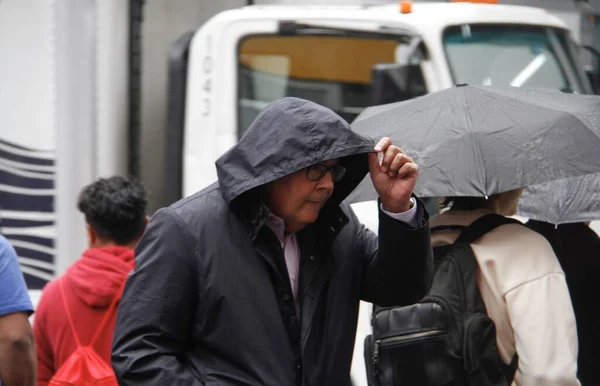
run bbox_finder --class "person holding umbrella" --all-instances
[349,84,600,385]
[429,192,578,385]
[519,174,600,385]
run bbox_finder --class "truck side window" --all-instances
[237,35,404,137]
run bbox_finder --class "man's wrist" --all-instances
[381,197,415,214]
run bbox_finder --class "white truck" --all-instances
[179,1,595,199]
[0,0,598,384]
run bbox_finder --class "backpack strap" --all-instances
[452,214,522,315]
[430,225,467,233]
[89,278,127,347]
[456,214,521,245]
[59,277,127,349]
[58,278,83,348]
[452,213,521,376]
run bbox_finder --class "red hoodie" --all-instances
[34,246,134,386]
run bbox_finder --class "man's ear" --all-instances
[86,223,97,247]
[142,216,149,233]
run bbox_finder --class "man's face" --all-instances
[265,159,344,233]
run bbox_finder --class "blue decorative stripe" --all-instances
[0,138,36,151]
[1,139,55,291]
[5,235,54,248]
[0,147,54,166]
[24,276,50,291]
[0,169,54,190]
[0,218,54,228]
[13,247,54,265]
[0,191,53,212]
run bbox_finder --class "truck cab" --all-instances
[170,2,593,205]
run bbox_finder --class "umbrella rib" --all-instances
[463,87,487,196]
[421,106,446,145]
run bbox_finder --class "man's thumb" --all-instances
[368,152,380,176]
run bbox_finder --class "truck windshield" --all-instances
[443,24,590,94]
[237,35,403,136]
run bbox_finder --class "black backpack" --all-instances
[364,214,519,386]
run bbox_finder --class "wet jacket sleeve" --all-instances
[505,273,580,386]
[111,208,204,386]
[357,198,433,306]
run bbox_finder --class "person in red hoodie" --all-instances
[33,176,148,385]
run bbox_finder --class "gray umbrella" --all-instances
[517,174,600,224]
[348,85,600,203]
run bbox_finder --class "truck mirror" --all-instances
[370,63,426,106]
[581,45,600,95]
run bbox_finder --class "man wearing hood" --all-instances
[112,97,432,386]
[34,176,148,385]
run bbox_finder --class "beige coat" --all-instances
[430,209,580,386]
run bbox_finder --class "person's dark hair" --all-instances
[77,176,148,245]
[440,196,490,212]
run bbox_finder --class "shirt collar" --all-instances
[265,212,287,243]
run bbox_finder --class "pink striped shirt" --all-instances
[265,199,418,317]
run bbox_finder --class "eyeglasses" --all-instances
[306,164,346,182]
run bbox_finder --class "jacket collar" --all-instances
[243,201,270,241]
[241,200,350,243]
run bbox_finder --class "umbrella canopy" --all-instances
[348,85,600,203]
[518,174,600,224]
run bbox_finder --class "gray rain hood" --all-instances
[216,97,375,210]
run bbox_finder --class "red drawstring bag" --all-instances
[49,278,125,386]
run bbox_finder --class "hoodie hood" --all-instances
[216,97,375,211]
[65,246,134,308]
